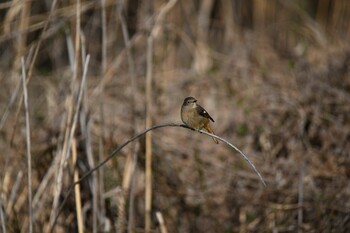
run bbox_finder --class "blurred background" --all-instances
[0,0,349,232]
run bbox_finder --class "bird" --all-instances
[181,96,219,144]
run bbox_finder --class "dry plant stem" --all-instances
[115,189,126,233]
[222,0,236,44]
[81,109,98,233]
[95,33,145,95]
[65,28,75,69]
[144,2,178,231]
[145,29,153,233]
[6,171,23,217]
[2,170,11,202]
[117,2,138,232]
[21,57,33,233]
[80,33,97,232]
[156,212,168,233]
[66,56,90,162]
[63,12,84,224]
[72,138,84,233]
[49,54,90,229]
[27,0,58,80]
[239,207,247,233]
[74,0,81,82]
[16,0,31,66]
[127,154,137,233]
[0,80,21,130]
[0,1,102,44]
[52,124,183,231]
[99,0,107,225]
[80,33,87,67]
[0,198,5,233]
[51,123,266,230]
[49,113,72,225]
[32,158,55,219]
[117,2,137,85]
[14,187,28,217]
[193,0,214,73]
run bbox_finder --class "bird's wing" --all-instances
[196,104,215,122]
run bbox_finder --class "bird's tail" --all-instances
[205,124,219,144]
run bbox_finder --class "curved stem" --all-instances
[51,123,266,232]
[197,129,266,187]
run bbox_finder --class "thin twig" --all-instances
[196,129,267,187]
[51,123,266,231]
[21,57,33,233]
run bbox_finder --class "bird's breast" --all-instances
[181,107,208,129]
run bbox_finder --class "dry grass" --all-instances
[0,0,350,232]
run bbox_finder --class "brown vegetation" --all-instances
[0,0,349,232]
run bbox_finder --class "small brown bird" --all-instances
[181,97,219,144]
